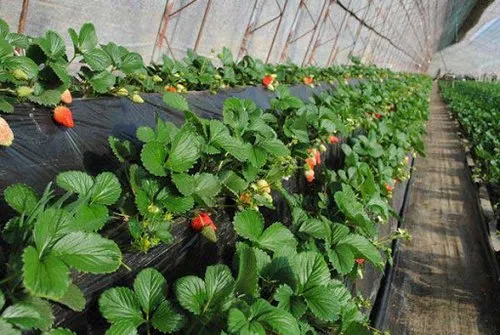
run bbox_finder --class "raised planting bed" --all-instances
[0,61,431,334]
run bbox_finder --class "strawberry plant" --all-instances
[1,171,123,313]
[99,268,185,334]
[440,81,500,185]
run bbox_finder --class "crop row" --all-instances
[0,20,431,335]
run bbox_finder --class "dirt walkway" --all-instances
[380,84,499,335]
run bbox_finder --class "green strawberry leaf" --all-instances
[233,209,264,242]
[161,195,194,214]
[141,141,167,177]
[78,23,98,52]
[91,172,121,205]
[28,89,61,106]
[257,223,297,253]
[234,245,258,297]
[0,98,14,113]
[0,319,20,335]
[104,321,138,335]
[98,287,144,327]
[22,246,70,300]
[163,92,189,111]
[174,276,206,315]
[136,126,156,143]
[294,252,330,293]
[133,268,166,316]
[34,208,72,253]
[73,203,109,232]
[52,231,122,273]
[43,328,77,335]
[109,136,135,163]
[83,48,112,71]
[248,147,267,168]
[165,124,201,173]
[302,285,341,321]
[192,173,221,207]
[259,138,290,157]
[4,56,39,79]
[251,299,300,335]
[119,52,144,74]
[219,171,248,195]
[327,244,355,274]
[89,71,116,93]
[56,171,93,196]
[4,183,38,214]
[151,300,185,333]
[52,283,86,312]
[338,234,382,267]
[1,302,43,329]
[37,31,66,59]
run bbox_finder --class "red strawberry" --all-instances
[305,169,315,183]
[305,157,316,170]
[375,113,383,119]
[53,106,74,128]
[191,212,215,232]
[355,258,365,265]
[0,117,14,147]
[60,89,72,104]
[262,75,274,87]
[303,76,314,85]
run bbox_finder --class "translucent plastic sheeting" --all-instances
[1,0,476,73]
[430,2,500,77]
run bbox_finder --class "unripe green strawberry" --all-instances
[152,75,162,83]
[16,86,34,97]
[117,88,129,96]
[262,192,273,203]
[12,69,28,81]
[256,179,271,194]
[138,73,147,80]
[131,94,144,103]
[319,144,327,152]
[214,74,222,80]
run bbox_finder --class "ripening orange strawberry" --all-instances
[305,157,316,170]
[385,183,394,192]
[0,117,14,147]
[303,76,314,85]
[164,85,177,93]
[355,258,365,265]
[329,135,340,144]
[53,106,75,128]
[305,169,315,183]
[60,89,72,104]
[313,149,321,165]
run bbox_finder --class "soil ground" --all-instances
[380,84,500,335]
